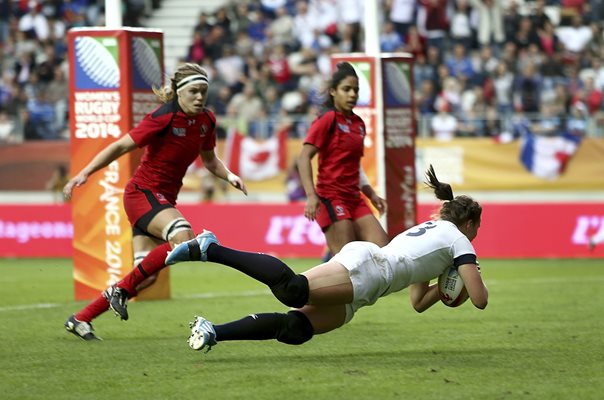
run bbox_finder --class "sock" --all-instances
[117,242,171,294]
[75,295,109,322]
[214,313,285,341]
[207,245,294,287]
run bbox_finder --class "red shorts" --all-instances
[123,182,174,233]
[315,195,373,231]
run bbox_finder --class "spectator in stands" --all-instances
[403,25,427,58]
[380,21,403,52]
[566,101,588,136]
[417,0,449,52]
[446,43,475,82]
[268,5,295,48]
[46,65,68,137]
[18,1,49,41]
[297,62,388,256]
[537,20,561,57]
[416,79,437,115]
[214,45,245,92]
[431,98,458,140]
[24,89,57,140]
[493,61,514,127]
[387,0,417,39]
[514,61,542,113]
[574,76,602,115]
[513,16,541,52]
[193,12,213,38]
[557,14,593,59]
[227,81,264,133]
[187,31,205,64]
[336,0,363,52]
[449,0,474,50]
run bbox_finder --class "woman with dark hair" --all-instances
[166,165,488,352]
[296,62,389,257]
[63,63,247,340]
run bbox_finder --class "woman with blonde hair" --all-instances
[64,63,247,340]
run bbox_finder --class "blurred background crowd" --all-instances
[1,0,604,145]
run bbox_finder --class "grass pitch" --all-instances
[0,258,602,400]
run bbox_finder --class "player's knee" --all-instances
[162,218,192,243]
[270,273,309,308]
[276,311,314,345]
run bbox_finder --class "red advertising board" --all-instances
[1,203,602,259]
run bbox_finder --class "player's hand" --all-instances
[227,173,248,195]
[63,174,88,200]
[371,194,387,216]
[304,194,320,221]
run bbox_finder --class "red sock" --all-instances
[117,242,172,294]
[75,295,109,322]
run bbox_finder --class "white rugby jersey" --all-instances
[379,219,477,297]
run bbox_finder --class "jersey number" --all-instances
[406,221,437,237]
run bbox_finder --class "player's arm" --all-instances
[199,149,247,195]
[359,167,387,216]
[63,134,137,200]
[458,263,488,309]
[408,281,441,313]
[297,143,320,221]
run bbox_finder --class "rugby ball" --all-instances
[438,266,469,307]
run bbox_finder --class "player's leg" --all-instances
[132,233,165,292]
[352,199,389,246]
[187,262,353,351]
[107,207,195,320]
[324,219,356,254]
[317,196,356,255]
[188,304,347,352]
[353,215,389,247]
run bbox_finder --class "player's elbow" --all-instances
[411,300,429,313]
[472,298,488,309]
[471,291,488,309]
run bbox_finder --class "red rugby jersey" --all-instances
[129,101,216,204]
[304,109,366,200]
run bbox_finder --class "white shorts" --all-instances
[332,241,393,323]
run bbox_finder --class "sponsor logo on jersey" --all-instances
[200,124,207,137]
[172,127,186,137]
[335,205,345,216]
[156,193,166,202]
[337,123,350,133]
[188,119,195,126]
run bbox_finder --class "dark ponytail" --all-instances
[424,165,482,226]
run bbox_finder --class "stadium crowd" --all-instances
[1,0,604,144]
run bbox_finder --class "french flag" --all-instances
[519,122,582,180]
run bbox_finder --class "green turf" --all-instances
[0,258,602,400]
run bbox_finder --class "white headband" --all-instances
[176,74,209,93]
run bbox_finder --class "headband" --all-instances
[176,74,209,93]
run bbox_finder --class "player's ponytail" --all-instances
[425,164,454,201]
[425,165,482,226]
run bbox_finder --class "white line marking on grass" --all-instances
[0,290,271,313]
[0,303,60,312]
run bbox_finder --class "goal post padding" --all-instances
[67,28,169,301]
